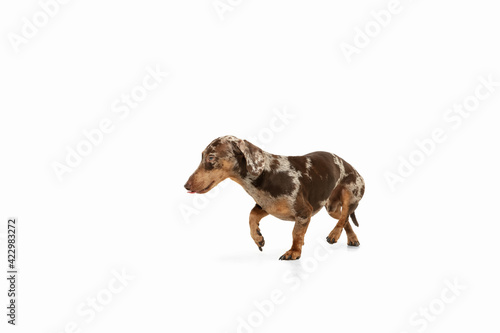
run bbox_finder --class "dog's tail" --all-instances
[350,212,359,227]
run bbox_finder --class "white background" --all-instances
[1,0,500,332]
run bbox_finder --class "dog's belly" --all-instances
[235,178,297,221]
[264,199,295,221]
[252,193,295,221]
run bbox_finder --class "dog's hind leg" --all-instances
[325,185,342,219]
[344,219,360,246]
[344,201,360,246]
[326,188,355,244]
[326,205,360,246]
[249,204,269,251]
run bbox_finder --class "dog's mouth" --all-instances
[187,181,214,194]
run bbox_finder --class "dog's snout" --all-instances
[184,181,192,191]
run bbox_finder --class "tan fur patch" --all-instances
[264,198,295,221]
[189,160,234,193]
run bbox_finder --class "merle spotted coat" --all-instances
[184,135,365,260]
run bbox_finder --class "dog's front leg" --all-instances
[279,217,311,260]
[280,197,312,260]
[249,204,268,251]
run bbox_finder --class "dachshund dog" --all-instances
[184,135,365,260]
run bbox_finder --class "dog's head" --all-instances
[184,135,265,194]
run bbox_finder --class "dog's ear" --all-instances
[233,139,265,178]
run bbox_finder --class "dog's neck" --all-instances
[229,151,282,202]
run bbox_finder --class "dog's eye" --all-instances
[207,155,215,162]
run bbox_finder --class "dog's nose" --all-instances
[184,181,192,191]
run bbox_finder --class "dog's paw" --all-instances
[347,233,360,246]
[326,228,342,244]
[279,250,301,260]
[326,235,337,244]
[257,239,265,251]
[252,229,265,251]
